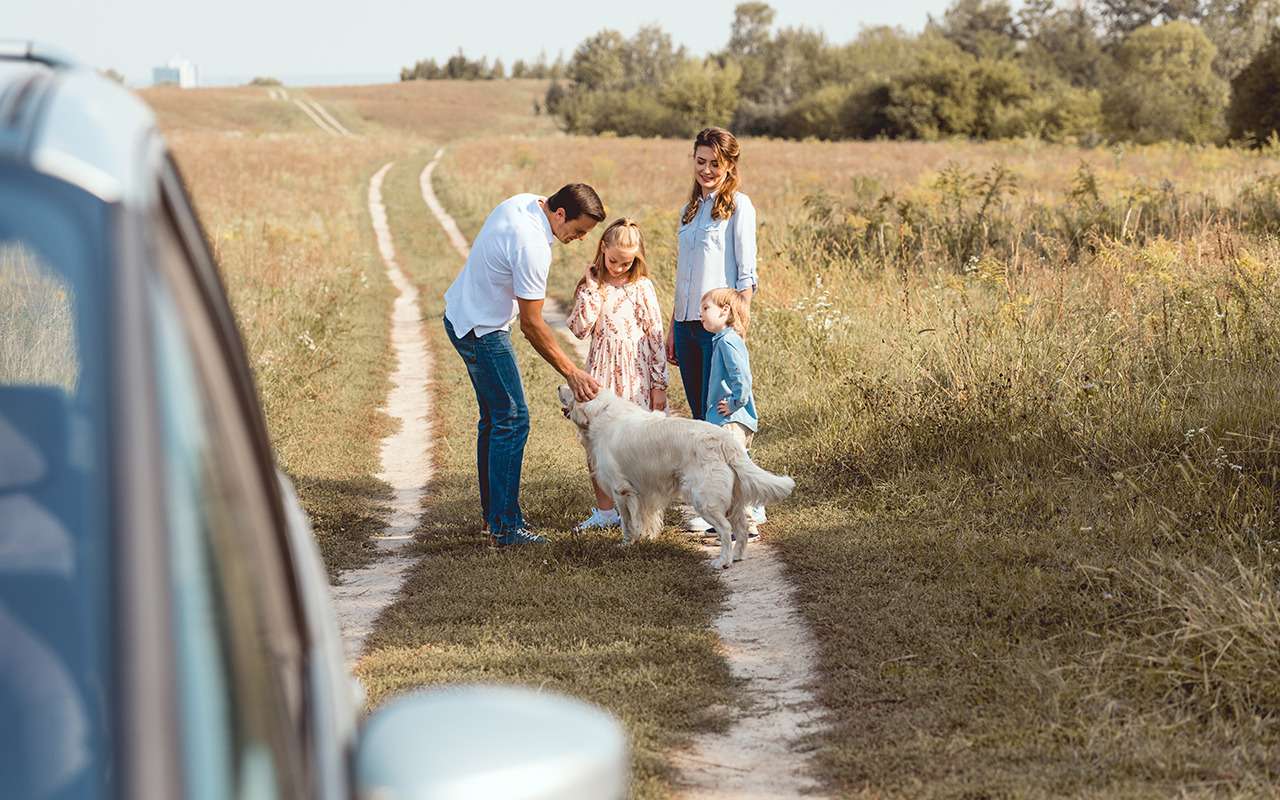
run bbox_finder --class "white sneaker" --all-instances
[749,505,767,524]
[576,507,620,531]
[683,515,712,532]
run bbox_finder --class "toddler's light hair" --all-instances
[703,287,749,337]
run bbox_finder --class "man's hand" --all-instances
[651,387,667,412]
[738,286,754,307]
[716,398,731,416]
[567,368,600,402]
[582,262,598,288]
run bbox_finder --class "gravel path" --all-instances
[331,162,434,664]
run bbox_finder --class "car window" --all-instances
[148,202,304,799]
[0,170,113,800]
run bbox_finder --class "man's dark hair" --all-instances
[547,183,605,222]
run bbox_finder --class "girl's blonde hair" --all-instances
[578,218,648,292]
[682,127,742,226]
[703,287,749,337]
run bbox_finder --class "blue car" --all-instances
[0,43,626,800]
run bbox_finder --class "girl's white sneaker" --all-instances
[576,507,621,531]
[683,515,712,532]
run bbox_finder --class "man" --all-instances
[443,183,605,546]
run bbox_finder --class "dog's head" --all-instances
[557,384,606,431]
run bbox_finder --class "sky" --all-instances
[4,0,955,86]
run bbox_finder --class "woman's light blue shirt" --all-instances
[674,191,758,322]
[706,329,758,432]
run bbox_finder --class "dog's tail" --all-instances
[723,439,795,506]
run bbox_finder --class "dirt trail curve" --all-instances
[331,162,435,664]
[419,148,829,798]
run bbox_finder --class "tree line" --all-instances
[400,50,565,82]
[402,0,1280,145]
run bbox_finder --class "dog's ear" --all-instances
[569,401,590,429]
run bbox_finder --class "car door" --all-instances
[143,163,315,799]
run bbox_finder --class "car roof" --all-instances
[0,41,162,206]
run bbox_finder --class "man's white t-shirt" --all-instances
[444,193,555,338]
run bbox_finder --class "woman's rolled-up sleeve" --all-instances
[732,195,758,291]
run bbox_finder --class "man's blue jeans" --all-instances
[673,320,715,421]
[444,316,529,535]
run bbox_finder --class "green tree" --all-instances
[1200,0,1280,80]
[621,24,686,88]
[931,0,1022,59]
[1227,29,1280,143]
[1021,2,1112,87]
[568,31,626,90]
[724,2,776,100]
[779,83,856,139]
[1102,20,1228,143]
[660,59,743,133]
[1090,0,1201,37]
[885,48,980,138]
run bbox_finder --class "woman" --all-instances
[666,127,761,534]
[666,126,758,422]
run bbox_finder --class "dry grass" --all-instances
[311,79,560,141]
[151,92,403,572]
[433,132,1280,796]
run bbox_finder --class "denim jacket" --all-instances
[705,328,758,432]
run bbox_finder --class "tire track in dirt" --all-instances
[292,97,341,136]
[420,148,829,798]
[331,162,434,664]
[304,98,353,136]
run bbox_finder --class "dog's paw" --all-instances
[709,555,731,570]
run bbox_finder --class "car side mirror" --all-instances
[355,684,628,800]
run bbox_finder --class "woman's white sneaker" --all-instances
[576,507,621,531]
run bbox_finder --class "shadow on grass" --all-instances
[292,473,392,579]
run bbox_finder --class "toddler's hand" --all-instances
[716,398,731,416]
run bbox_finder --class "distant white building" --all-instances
[152,57,198,88]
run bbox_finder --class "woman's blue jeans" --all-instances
[673,320,715,421]
[444,316,529,535]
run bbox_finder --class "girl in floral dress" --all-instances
[566,218,668,531]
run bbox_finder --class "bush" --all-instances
[1228,30,1280,145]
[883,48,1037,139]
[778,83,855,139]
[1102,21,1228,144]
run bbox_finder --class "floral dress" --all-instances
[567,275,668,410]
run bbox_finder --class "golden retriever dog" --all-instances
[558,385,795,569]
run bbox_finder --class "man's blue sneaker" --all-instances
[491,528,547,547]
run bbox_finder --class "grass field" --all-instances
[434,132,1280,796]
[144,79,1280,797]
